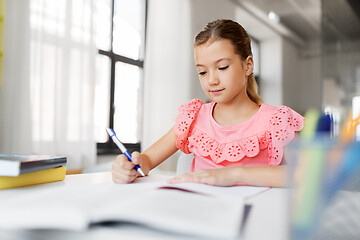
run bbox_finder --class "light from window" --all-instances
[94,0,146,146]
[94,0,112,51]
[71,0,91,43]
[113,0,145,59]
[94,55,111,143]
[114,62,141,143]
[31,42,57,142]
[30,0,66,36]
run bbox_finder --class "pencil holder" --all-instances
[285,137,360,240]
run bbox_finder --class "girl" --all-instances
[111,19,304,187]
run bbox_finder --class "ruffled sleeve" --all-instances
[174,99,203,153]
[268,106,305,165]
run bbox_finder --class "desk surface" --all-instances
[0,172,289,240]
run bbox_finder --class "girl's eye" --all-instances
[219,66,229,70]
[199,71,207,76]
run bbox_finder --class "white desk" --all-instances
[245,187,289,240]
[0,172,290,240]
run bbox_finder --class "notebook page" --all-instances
[0,178,167,230]
[0,174,258,238]
[91,188,243,238]
[158,182,270,200]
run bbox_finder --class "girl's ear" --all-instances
[244,56,254,76]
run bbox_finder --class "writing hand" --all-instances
[112,151,145,184]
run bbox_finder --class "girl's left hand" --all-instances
[168,167,241,187]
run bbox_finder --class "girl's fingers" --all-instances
[168,169,231,186]
[168,172,210,184]
[112,153,141,184]
[114,155,136,170]
[131,151,142,165]
[112,169,138,184]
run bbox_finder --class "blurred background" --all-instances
[0,0,359,174]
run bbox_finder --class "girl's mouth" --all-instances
[210,89,225,94]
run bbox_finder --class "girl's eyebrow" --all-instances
[196,58,231,67]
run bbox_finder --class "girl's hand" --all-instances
[168,167,241,187]
[112,151,145,184]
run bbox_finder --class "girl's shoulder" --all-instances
[260,103,305,130]
[174,99,205,153]
[177,99,204,114]
[264,103,305,165]
[176,99,215,122]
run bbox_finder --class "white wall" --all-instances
[142,0,193,171]
[260,36,283,106]
[189,0,237,101]
[282,39,321,113]
[298,55,322,111]
[0,1,32,154]
[282,39,301,110]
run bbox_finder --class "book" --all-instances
[0,174,269,238]
[0,154,67,176]
[0,166,66,190]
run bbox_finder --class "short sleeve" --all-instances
[174,99,203,153]
[268,106,305,165]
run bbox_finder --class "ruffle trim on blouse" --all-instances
[174,101,305,165]
[174,99,204,154]
[267,106,305,166]
[188,128,270,164]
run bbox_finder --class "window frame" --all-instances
[97,0,147,155]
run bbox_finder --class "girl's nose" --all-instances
[208,71,219,85]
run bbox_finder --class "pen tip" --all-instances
[106,128,114,135]
[138,169,145,177]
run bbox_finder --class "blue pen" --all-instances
[106,128,145,177]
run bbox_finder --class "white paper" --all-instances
[159,182,269,199]
[0,174,267,238]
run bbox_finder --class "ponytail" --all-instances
[246,74,263,105]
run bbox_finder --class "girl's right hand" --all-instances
[111,151,144,184]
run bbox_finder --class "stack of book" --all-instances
[0,154,67,190]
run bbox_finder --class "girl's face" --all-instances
[194,39,253,104]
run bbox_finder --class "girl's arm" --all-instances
[112,127,178,183]
[140,127,179,172]
[168,165,288,188]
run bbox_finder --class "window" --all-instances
[94,0,147,154]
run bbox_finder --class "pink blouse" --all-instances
[174,99,305,172]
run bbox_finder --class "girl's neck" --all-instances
[212,97,260,127]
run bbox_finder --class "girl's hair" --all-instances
[194,19,263,105]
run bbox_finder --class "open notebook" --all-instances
[0,175,269,239]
